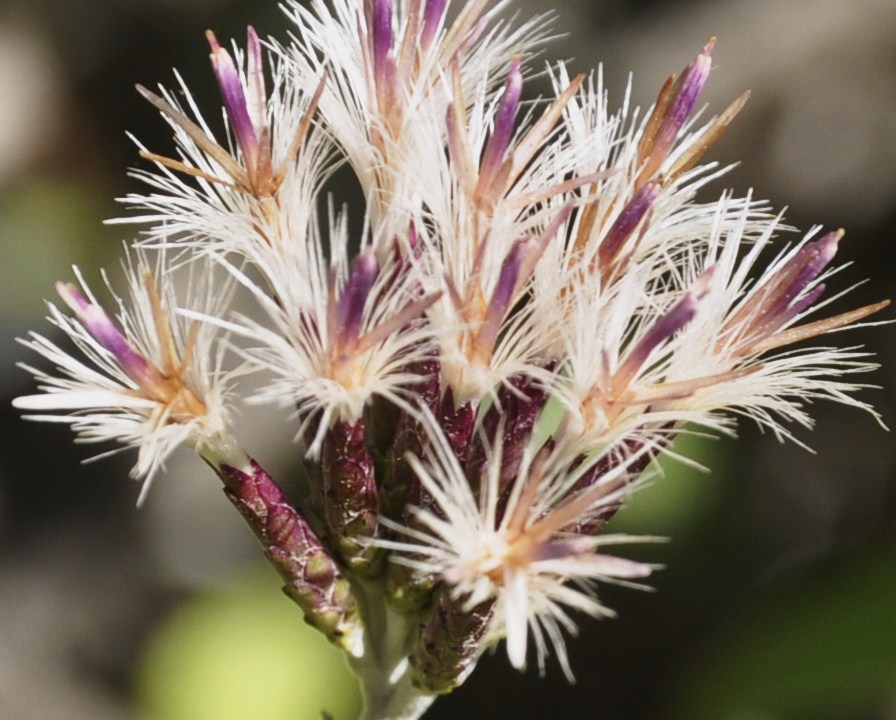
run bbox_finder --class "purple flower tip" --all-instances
[769,230,843,323]
[207,30,259,166]
[205,29,222,53]
[56,282,158,387]
[654,42,714,154]
[372,0,395,71]
[334,251,380,348]
[479,58,524,186]
[421,0,447,51]
[600,182,661,263]
[55,281,89,315]
[491,241,525,313]
[247,25,260,49]
[621,270,713,382]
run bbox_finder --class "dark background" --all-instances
[1,1,894,718]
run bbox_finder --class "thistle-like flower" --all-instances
[13,252,238,503]
[12,1,889,718]
[383,410,656,680]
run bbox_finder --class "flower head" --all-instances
[216,213,438,456]
[121,25,333,275]
[281,0,552,237]
[13,251,237,502]
[384,410,655,678]
[13,0,890,700]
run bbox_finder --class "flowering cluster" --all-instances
[13,1,888,718]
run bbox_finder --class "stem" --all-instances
[348,580,437,720]
[359,678,434,720]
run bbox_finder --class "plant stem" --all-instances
[348,579,437,720]
[359,677,434,720]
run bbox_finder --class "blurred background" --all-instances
[1,0,894,718]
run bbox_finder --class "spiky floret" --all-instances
[651,196,889,442]
[118,26,336,272]
[416,205,571,406]
[550,199,888,453]
[13,250,239,502]
[383,410,655,679]
[280,0,555,239]
[407,56,591,405]
[530,43,748,283]
[210,211,438,456]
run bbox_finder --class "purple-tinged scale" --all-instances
[411,590,494,693]
[420,0,446,52]
[207,31,259,169]
[466,371,552,499]
[479,58,523,188]
[477,240,525,351]
[371,0,395,88]
[381,358,441,518]
[56,282,160,389]
[333,251,379,350]
[616,270,713,388]
[438,387,477,457]
[654,41,713,159]
[599,182,661,265]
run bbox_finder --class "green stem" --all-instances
[358,677,434,720]
[348,580,436,720]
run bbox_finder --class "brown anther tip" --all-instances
[135,83,167,107]
[704,37,717,54]
[725,91,751,118]
[205,29,220,51]
[858,298,892,318]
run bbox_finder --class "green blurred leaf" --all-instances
[0,179,112,331]
[134,566,362,720]
[608,432,725,537]
[666,537,896,720]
